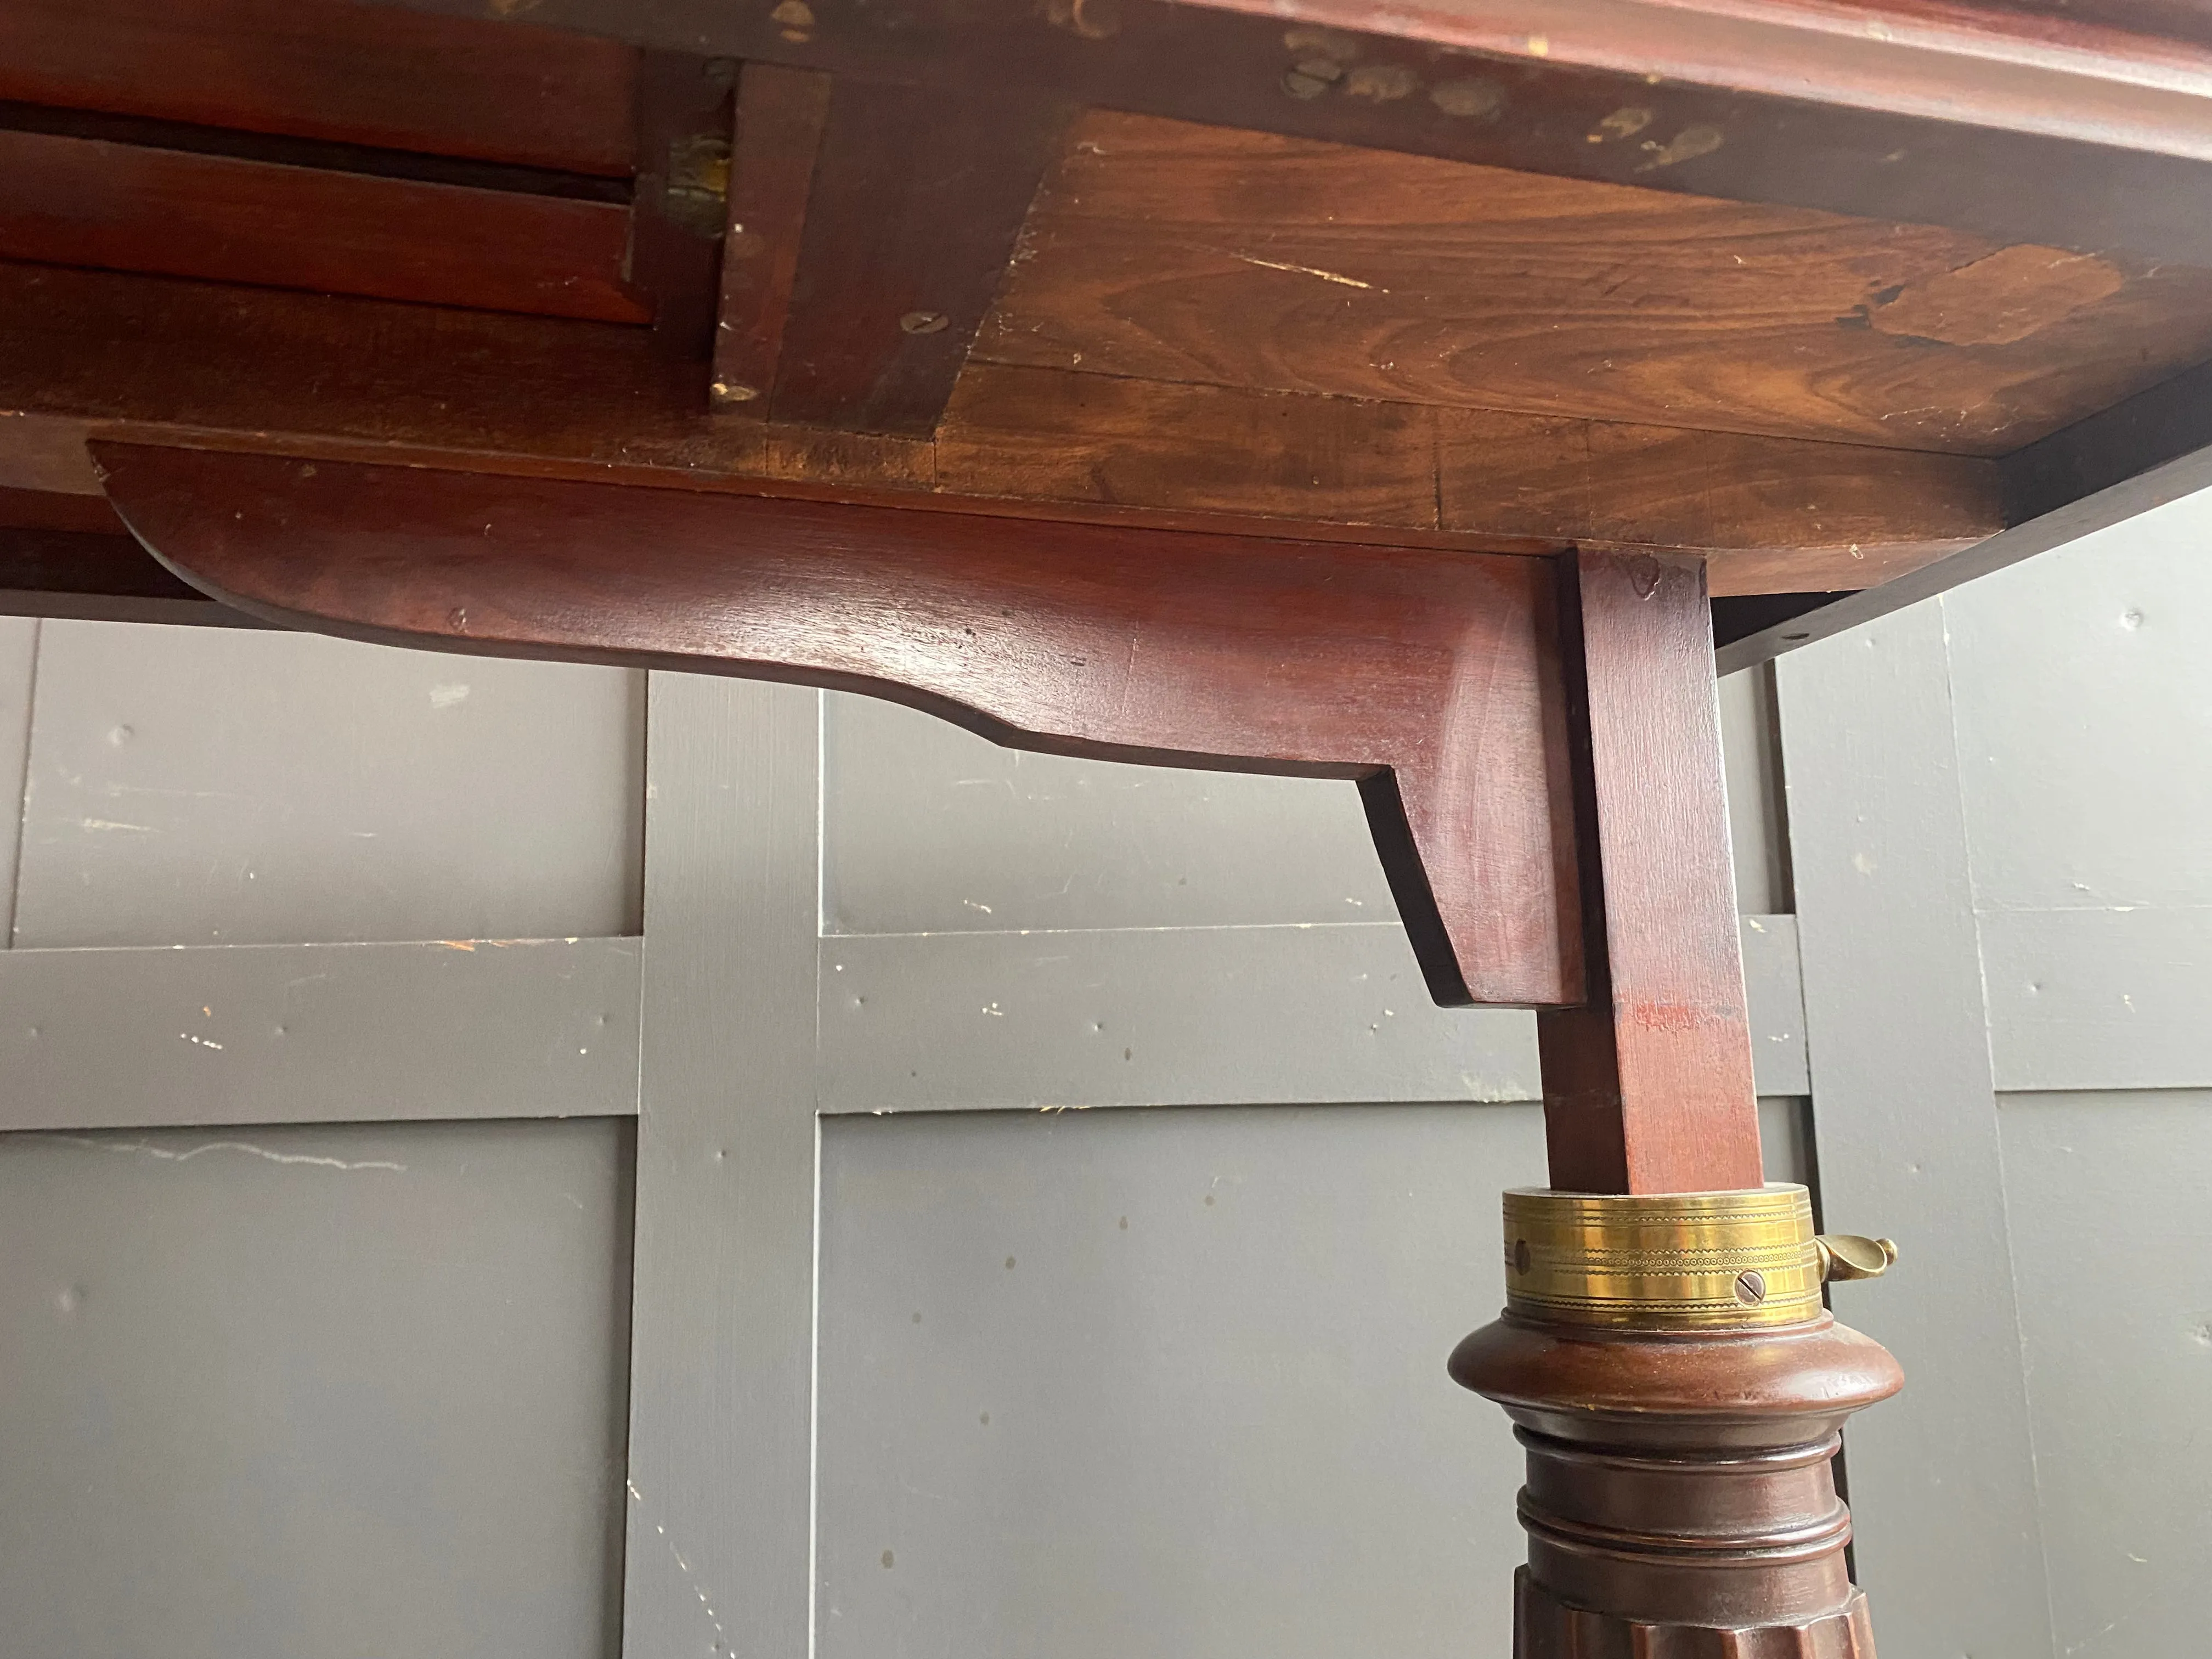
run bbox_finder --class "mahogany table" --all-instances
[8,0,2211,1649]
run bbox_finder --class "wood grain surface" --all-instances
[0,0,636,175]
[345,0,2212,270]
[769,82,1074,435]
[983,112,2212,456]
[1536,552,1764,1193]
[714,64,833,409]
[0,128,650,323]
[93,441,1586,1009]
[0,263,2003,588]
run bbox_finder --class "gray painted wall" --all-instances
[8,489,2202,1659]
[1778,485,2212,1659]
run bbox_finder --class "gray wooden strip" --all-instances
[1777,601,2055,1659]
[817,916,1806,1110]
[1981,906,2212,1092]
[0,616,33,946]
[623,676,820,1659]
[1719,441,2212,674]
[0,936,641,1130]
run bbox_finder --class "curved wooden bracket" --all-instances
[92,441,1585,1009]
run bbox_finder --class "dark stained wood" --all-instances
[0,524,250,625]
[0,262,755,482]
[0,100,635,202]
[2002,354,2212,524]
[713,64,833,410]
[939,366,1442,530]
[352,0,2212,271]
[0,262,2006,584]
[93,441,1585,1011]
[1537,552,1764,1194]
[1452,1312,1903,1646]
[0,127,652,323]
[770,82,1075,436]
[1712,593,1853,651]
[0,486,127,535]
[983,112,2212,456]
[942,365,2006,576]
[1435,407,2002,586]
[0,0,637,176]
[629,53,737,358]
[0,411,101,496]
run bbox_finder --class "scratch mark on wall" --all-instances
[78,817,155,833]
[628,1480,730,1652]
[29,1134,407,1172]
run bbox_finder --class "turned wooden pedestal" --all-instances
[1454,1312,1901,1656]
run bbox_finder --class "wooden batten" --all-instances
[0,0,638,174]
[0,126,650,323]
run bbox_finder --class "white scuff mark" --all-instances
[180,1032,224,1051]
[428,682,471,709]
[79,817,155,834]
[31,1134,405,1172]
[1232,254,1381,291]
[981,1001,1005,1017]
[2065,1620,2120,1655]
[962,899,994,915]
[627,1481,729,1651]
[1746,917,1768,932]
[1852,851,1877,875]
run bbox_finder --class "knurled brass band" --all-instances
[1502,1184,1824,1330]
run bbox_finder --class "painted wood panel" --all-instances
[0,938,641,1129]
[11,621,642,948]
[0,1117,634,1659]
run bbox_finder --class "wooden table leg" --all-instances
[1452,551,1903,1655]
[93,448,1905,1648]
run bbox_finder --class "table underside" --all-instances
[5,0,2212,660]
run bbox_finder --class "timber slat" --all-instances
[0,0,636,176]
[769,82,1075,436]
[0,128,651,324]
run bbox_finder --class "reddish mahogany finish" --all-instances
[1453,1313,1903,1651]
[92,441,1585,1011]
[1538,554,1763,1194]
[714,64,833,409]
[0,127,650,324]
[0,0,638,176]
